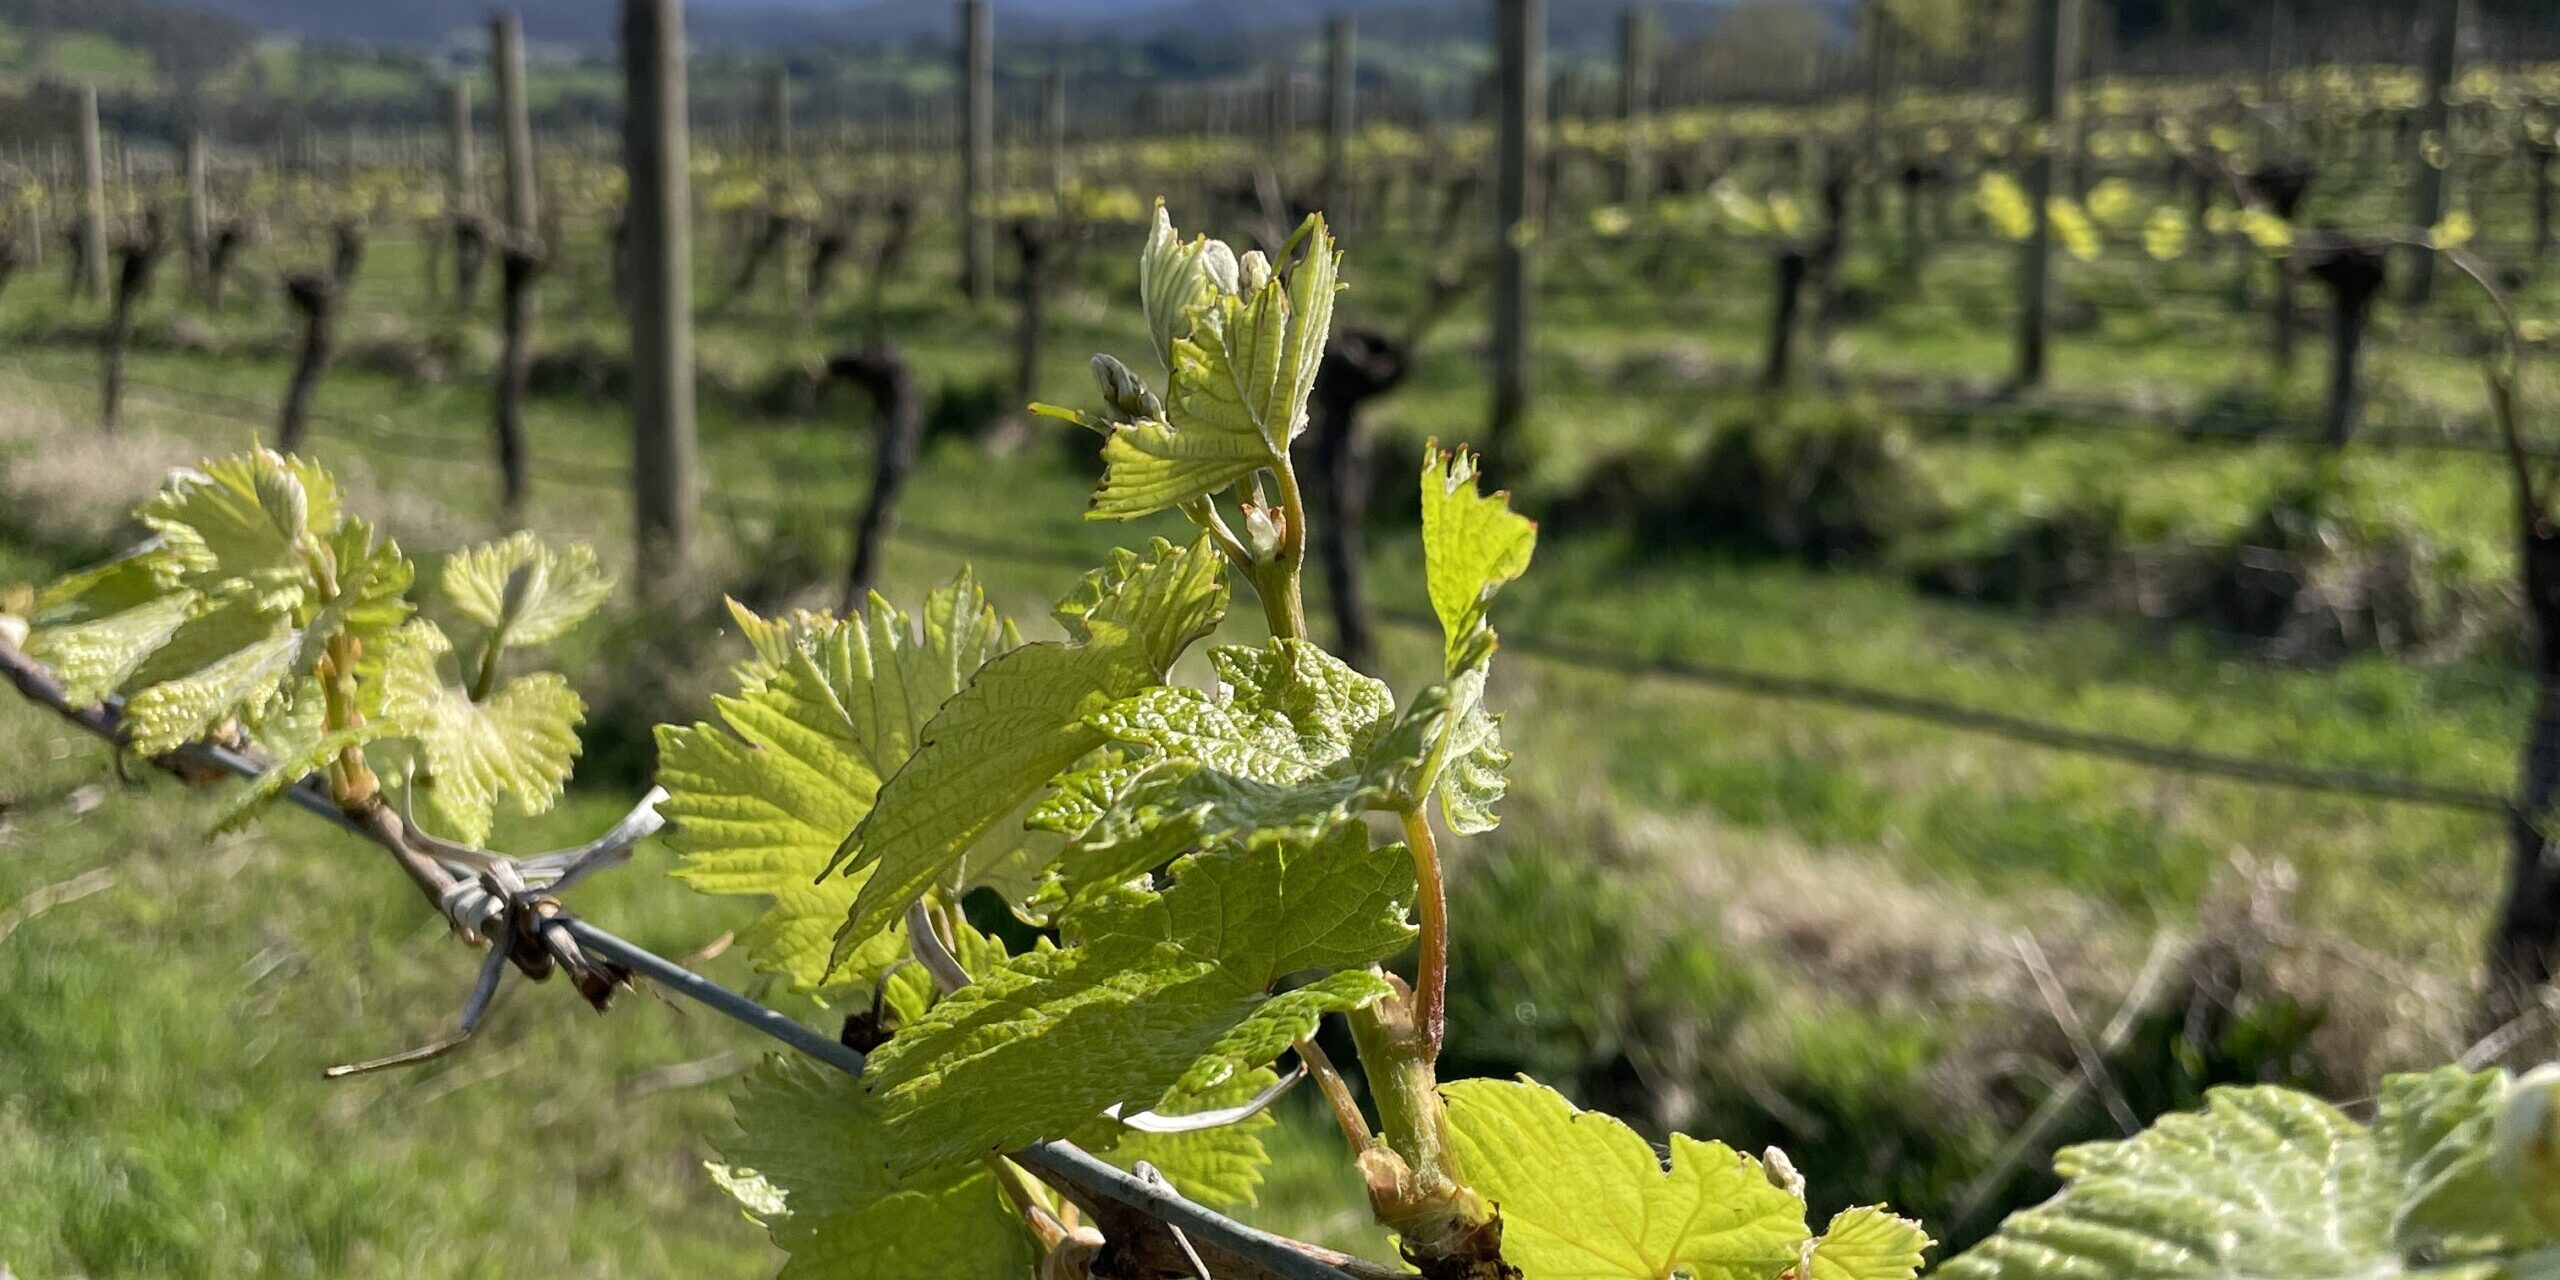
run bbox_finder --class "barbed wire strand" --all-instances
[0,637,1388,1280]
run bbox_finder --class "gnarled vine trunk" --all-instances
[832,343,924,611]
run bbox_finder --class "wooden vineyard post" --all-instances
[184,131,210,295]
[2403,0,2461,304]
[960,0,994,304]
[1488,0,1543,466]
[446,80,485,306]
[76,85,107,305]
[2011,0,2074,390]
[623,0,698,575]
[1618,6,1654,206]
[762,66,793,162]
[493,13,538,243]
[492,10,542,518]
[1324,17,1355,223]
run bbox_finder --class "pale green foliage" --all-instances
[439,531,613,651]
[864,826,1414,1173]
[140,450,343,612]
[715,1057,1036,1280]
[1806,1207,1933,1280]
[1056,639,1448,889]
[1442,1077,1817,1280]
[381,622,584,844]
[1944,1068,2559,1280]
[828,537,1226,961]
[1088,210,1341,521]
[656,576,1013,995]
[1138,200,1237,372]
[1419,445,1537,833]
[24,449,598,834]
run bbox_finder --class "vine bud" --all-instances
[1242,503,1284,564]
[1237,249,1272,296]
[255,464,310,542]
[1089,353,1161,422]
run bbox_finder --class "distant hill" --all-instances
[178,0,1738,55]
[0,0,253,84]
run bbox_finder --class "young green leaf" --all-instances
[1417,445,1538,832]
[1419,444,1537,675]
[829,538,1226,962]
[1439,1076,1810,1280]
[439,531,614,651]
[716,1056,1036,1280]
[1944,1073,2558,1280]
[121,615,299,756]
[1804,1207,1932,1280]
[1137,200,1238,372]
[864,825,1414,1173]
[141,449,341,612]
[28,591,196,705]
[381,622,584,845]
[658,576,1012,995]
[1056,639,1448,886]
[1089,214,1340,521]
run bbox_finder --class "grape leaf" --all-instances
[141,449,340,612]
[1805,1207,1932,1280]
[865,825,1414,1173]
[717,1056,1035,1280]
[439,531,613,650]
[1942,1084,2429,1280]
[1416,445,1537,833]
[1436,670,1512,836]
[1440,1076,1809,1280]
[1419,444,1536,675]
[1177,968,1394,1094]
[1090,1067,1285,1211]
[658,575,1011,995]
[1063,640,1448,876]
[29,591,195,705]
[830,537,1226,962]
[1137,200,1238,371]
[121,616,298,756]
[1090,214,1339,521]
[2380,1067,2546,1245]
[381,622,584,845]
[33,542,180,622]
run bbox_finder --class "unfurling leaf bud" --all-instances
[255,463,310,544]
[1242,504,1284,563]
[1237,249,1273,296]
[1090,353,1162,421]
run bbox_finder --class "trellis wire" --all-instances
[0,639,1378,1280]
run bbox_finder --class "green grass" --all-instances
[0,142,2540,1269]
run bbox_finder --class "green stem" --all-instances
[1267,459,1310,641]
[467,634,504,703]
[1402,807,1449,1061]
